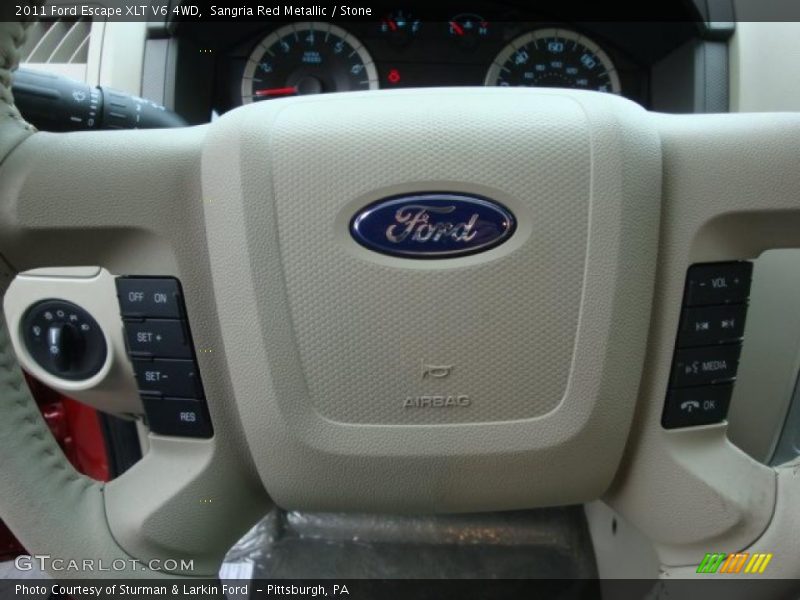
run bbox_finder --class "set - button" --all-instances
[132,358,203,397]
[116,277,212,439]
[663,262,752,429]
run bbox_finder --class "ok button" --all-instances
[125,319,191,358]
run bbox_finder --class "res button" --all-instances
[142,397,212,438]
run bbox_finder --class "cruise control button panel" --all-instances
[663,261,752,429]
[116,276,212,439]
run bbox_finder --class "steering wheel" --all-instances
[1,15,799,583]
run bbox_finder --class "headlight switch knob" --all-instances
[22,300,107,381]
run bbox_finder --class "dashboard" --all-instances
[174,6,708,118]
[230,20,641,105]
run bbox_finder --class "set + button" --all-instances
[124,319,192,359]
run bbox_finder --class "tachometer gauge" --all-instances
[485,29,621,94]
[241,23,378,104]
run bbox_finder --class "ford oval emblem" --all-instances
[350,193,516,259]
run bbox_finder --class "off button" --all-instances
[116,277,182,319]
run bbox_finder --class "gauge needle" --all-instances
[449,21,465,36]
[254,87,298,97]
[384,19,398,31]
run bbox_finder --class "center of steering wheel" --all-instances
[201,87,661,511]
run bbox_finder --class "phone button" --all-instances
[662,384,733,429]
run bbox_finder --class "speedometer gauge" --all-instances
[241,23,378,104]
[485,29,620,94]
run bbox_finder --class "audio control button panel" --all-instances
[116,277,212,439]
[662,262,753,429]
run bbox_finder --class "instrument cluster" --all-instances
[218,9,681,112]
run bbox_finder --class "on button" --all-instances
[117,277,183,319]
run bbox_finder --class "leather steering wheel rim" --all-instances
[0,16,270,580]
[0,18,178,580]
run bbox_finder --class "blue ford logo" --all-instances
[350,193,516,258]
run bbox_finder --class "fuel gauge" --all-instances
[379,10,421,46]
[447,13,490,49]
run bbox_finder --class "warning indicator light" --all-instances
[387,68,401,84]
